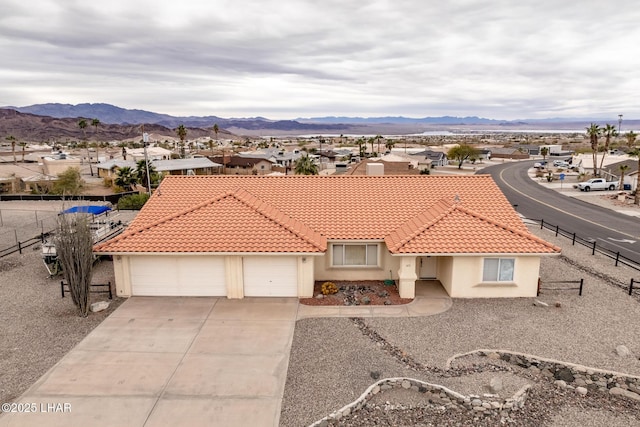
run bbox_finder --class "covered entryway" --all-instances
[419,256,437,279]
[130,255,227,296]
[243,256,298,297]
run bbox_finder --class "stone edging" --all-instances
[310,349,640,426]
[308,377,531,427]
[447,349,640,400]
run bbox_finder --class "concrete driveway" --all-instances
[0,297,298,427]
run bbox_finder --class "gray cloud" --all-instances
[1,0,639,120]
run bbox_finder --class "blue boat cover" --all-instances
[62,205,111,215]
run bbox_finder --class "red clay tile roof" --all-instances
[385,198,559,254]
[94,175,560,254]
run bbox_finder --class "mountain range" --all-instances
[1,103,637,141]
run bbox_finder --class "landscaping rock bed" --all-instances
[300,280,413,306]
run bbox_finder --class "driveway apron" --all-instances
[0,297,298,427]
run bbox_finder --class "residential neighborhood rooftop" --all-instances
[95,175,559,255]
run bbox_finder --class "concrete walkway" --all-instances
[0,288,452,427]
[297,280,452,319]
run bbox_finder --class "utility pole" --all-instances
[142,127,152,194]
[618,114,623,134]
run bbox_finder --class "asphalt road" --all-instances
[478,160,640,264]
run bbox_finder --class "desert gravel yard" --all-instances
[280,226,640,426]
[0,249,124,405]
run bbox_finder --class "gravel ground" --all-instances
[281,224,640,426]
[0,236,124,406]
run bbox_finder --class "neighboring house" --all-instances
[238,148,304,169]
[94,175,560,300]
[211,156,275,175]
[97,158,221,178]
[41,156,82,176]
[410,150,448,167]
[125,147,173,161]
[97,160,136,178]
[604,159,639,190]
[515,144,540,156]
[344,158,420,176]
[154,158,221,176]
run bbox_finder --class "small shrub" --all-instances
[118,193,150,210]
[321,281,338,295]
[102,177,113,188]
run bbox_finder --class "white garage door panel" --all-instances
[243,256,297,297]
[130,256,226,296]
[177,257,226,296]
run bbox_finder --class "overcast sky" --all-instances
[1,0,638,120]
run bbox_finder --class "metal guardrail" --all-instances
[532,218,640,273]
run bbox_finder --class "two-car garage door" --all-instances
[129,255,298,297]
[130,256,227,296]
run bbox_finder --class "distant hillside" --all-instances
[3,103,350,132]
[0,109,229,142]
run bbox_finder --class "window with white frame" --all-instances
[482,258,515,282]
[332,243,378,267]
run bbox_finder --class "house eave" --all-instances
[390,252,561,257]
[93,250,326,256]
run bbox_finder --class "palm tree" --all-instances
[356,137,366,158]
[385,139,396,152]
[375,135,383,154]
[176,125,187,158]
[294,154,319,175]
[626,131,638,149]
[629,148,640,205]
[208,139,215,156]
[213,123,219,142]
[6,135,16,164]
[91,118,101,165]
[19,142,27,162]
[135,160,157,193]
[368,137,375,156]
[618,164,630,191]
[114,166,136,191]
[599,124,618,171]
[586,123,602,177]
[540,146,549,161]
[78,119,93,176]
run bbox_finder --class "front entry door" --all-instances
[419,256,437,279]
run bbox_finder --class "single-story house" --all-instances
[410,150,448,167]
[94,175,560,299]
[344,158,420,175]
[210,156,275,175]
[97,158,221,178]
[604,158,639,190]
[125,147,173,162]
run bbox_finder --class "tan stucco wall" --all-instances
[298,256,315,298]
[313,244,400,282]
[439,256,541,298]
[113,255,132,297]
[42,158,82,176]
[397,256,417,298]
[225,256,244,299]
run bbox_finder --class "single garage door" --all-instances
[130,255,226,296]
[243,256,298,297]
